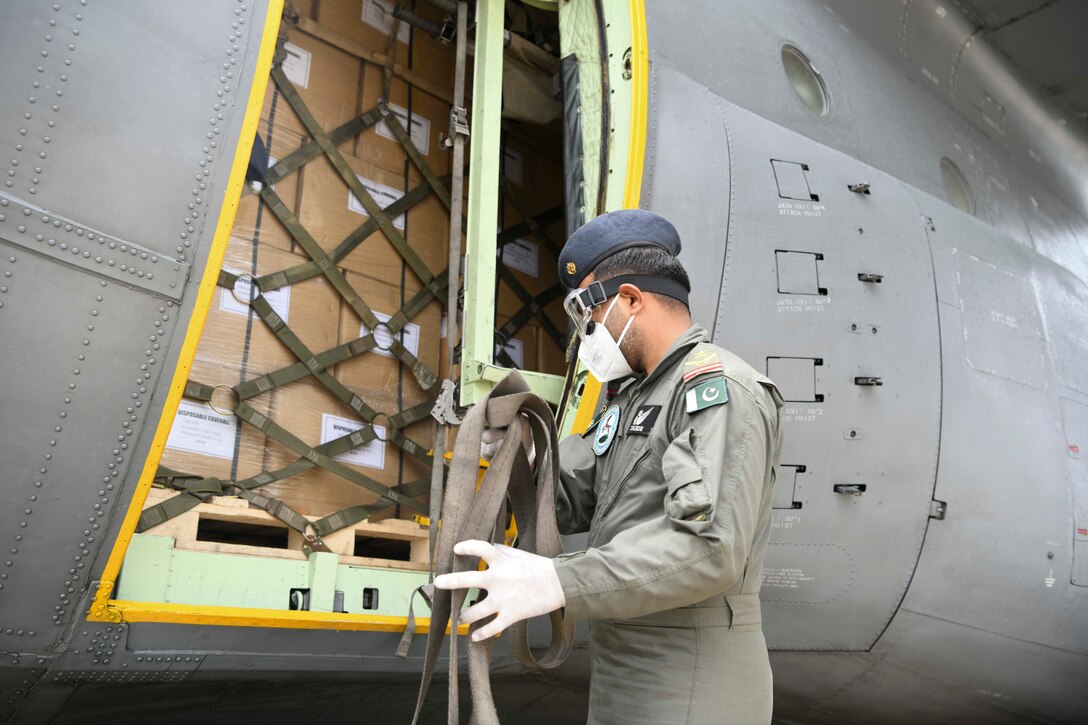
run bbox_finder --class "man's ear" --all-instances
[617,282,644,313]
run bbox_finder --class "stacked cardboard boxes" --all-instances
[159,0,568,526]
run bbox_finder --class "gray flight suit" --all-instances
[554,325,784,725]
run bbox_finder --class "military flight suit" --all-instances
[554,325,784,725]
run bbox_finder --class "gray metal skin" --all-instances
[640,0,1088,723]
[1,2,1087,725]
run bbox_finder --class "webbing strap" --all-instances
[259,176,444,291]
[271,65,435,286]
[266,107,385,185]
[411,372,574,725]
[256,187,438,391]
[379,109,452,211]
[233,401,425,514]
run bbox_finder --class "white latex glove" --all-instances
[433,539,565,642]
[480,427,507,463]
[480,426,536,467]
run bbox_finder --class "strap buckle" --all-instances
[430,378,463,426]
[441,106,470,149]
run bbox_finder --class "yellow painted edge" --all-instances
[89,0,285,623]
[570,0,648,437]
[105,600,468,634]
[623,0,649,210]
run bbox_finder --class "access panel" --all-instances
[644,63,941,650]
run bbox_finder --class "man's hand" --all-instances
[433,540,565,642]
[480,426,536,466]
[480,427,506,462]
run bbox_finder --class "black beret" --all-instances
[558,209,682,288]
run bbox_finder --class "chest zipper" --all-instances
[597,447,653,524]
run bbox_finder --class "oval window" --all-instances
[781,45,829,116]
[939,158,976,215]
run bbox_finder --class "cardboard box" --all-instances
[297,152,447,279]
[334,270,442,411]
[193,236,342,377]
[255,374,432,519]
[354,63,452,181]
[232,113,307,251]
[313,0,454,91]
[273,27,362,137]
[159,359,273,485]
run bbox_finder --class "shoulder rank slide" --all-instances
[685,377,728,413]
[683,347,724,384]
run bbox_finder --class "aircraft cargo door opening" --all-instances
[103,0,620,629]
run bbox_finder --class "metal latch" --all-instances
[858,273,883,283]
[929,499,947,520]
[441,105,470,148]
[855,376,883,386]
[834,484,867,496]
[431,378,463,425]
[848,182,871,194]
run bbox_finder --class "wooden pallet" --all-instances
[141,487,431,571]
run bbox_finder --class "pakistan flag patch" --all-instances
[685,377,729,413]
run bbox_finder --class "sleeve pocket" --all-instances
[662,428,714,524]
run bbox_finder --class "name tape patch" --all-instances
[627,405,661,436]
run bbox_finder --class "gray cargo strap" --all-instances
[411,371,574,725]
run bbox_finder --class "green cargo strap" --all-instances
[494,263,566,348]
[257,187,438,390]
[235,401,426,514]
[494,284,566,368]
[137,476,228,532]
[183,379,216,403]
[231,336,380,402]
[411,371,574,725]
[266,107,385,185]
[311,477,433,537]
[248,293,386,420]
[501,185,564,258]
[379,108,452,211]
[259,176,443,291]
[271,65,434,286]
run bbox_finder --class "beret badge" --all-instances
[566,261,577,276]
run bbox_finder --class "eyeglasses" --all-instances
[563,282,610,340]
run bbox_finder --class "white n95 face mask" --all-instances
[577,296,636,382]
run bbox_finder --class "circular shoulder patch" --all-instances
[592,405,621,456]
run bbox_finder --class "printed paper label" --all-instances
[321,414,386,469]
[499,238,539,278]
[362,0,411,44]
[282,42,311,89]
[220,266,291,321]
[503,148,524,186]
[361,311,420,359]
[166,401,238,460]
[376,102,431,156]
[496,337,525,368]
[348,176,406,230]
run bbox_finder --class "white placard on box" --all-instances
[362,0,411,44]
[376,102,431,156]
[499,238,540,278]
[503,148,524,186]
[361,311,420,359]
[348,176,407,230]
[282,43,311,89]
[165,401,238,460]
[496,337,525,369]
[321,413,386,469]
[219,267,291,321]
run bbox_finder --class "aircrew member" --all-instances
[436,209,785,724]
